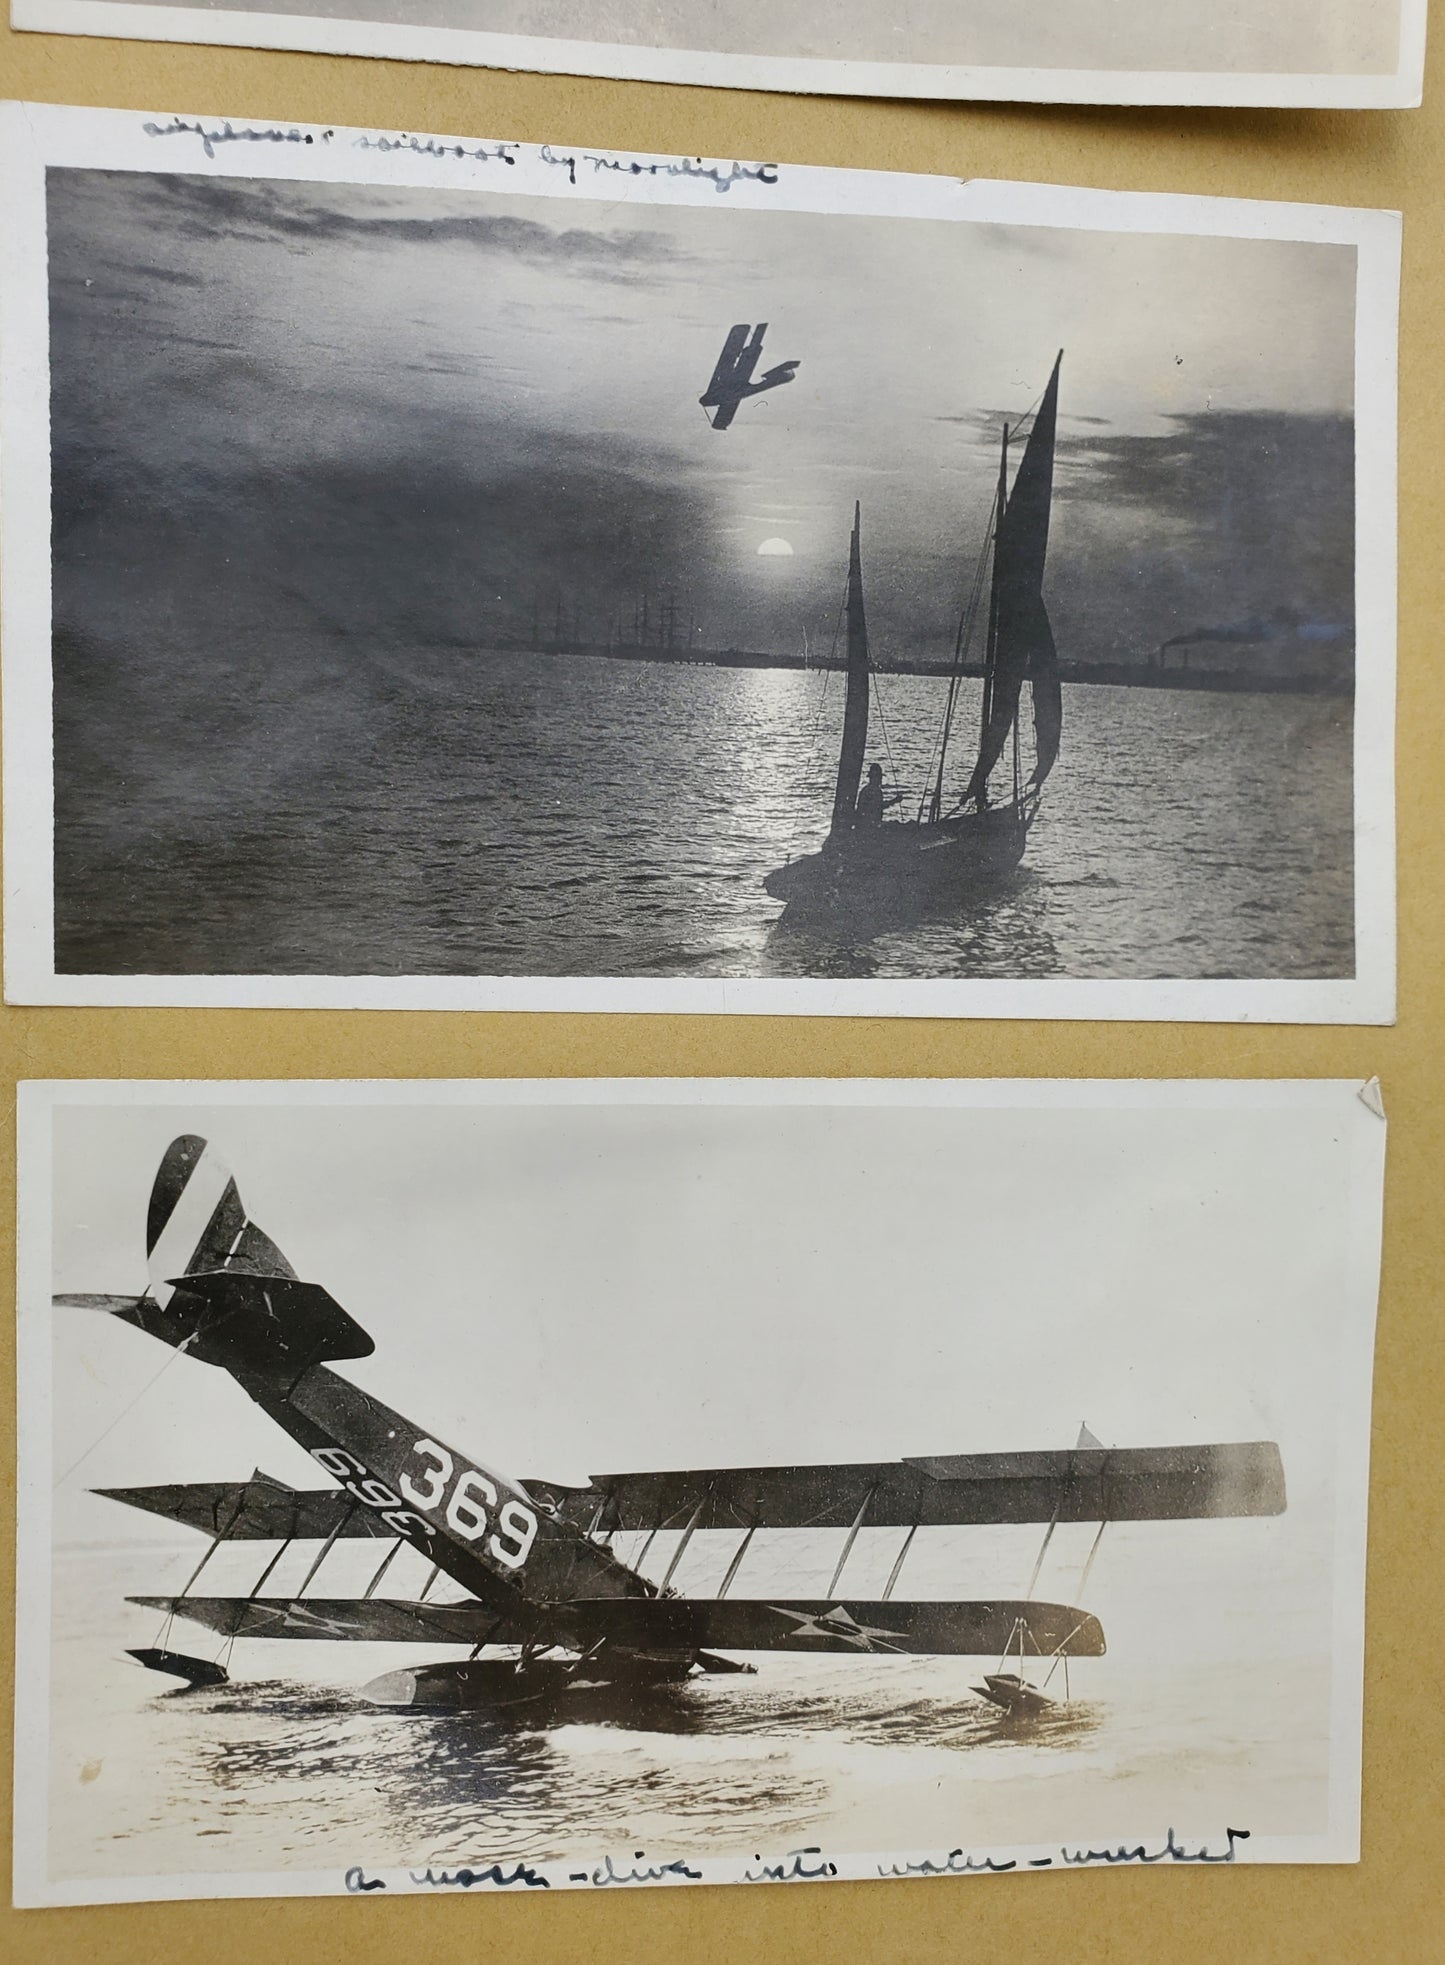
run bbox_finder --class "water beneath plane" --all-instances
[44,1532,1332,1891]
[54,647,1353,981]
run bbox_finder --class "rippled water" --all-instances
[46,1521,1332,1890]
[54,646,1353,979]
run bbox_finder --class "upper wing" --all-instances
[528,1441,1286,1534]
[96,1473,393,1540]
[99,1441,1284,1547]
[699,323,748,403]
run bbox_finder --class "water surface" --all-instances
[54,646,1353,979]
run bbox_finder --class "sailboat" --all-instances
[764,353,1063,914]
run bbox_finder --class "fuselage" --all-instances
[239,1359,654,1637]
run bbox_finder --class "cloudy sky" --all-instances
[48,167,1356,668]
[49,1090,1360,1549]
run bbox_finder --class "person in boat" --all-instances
[855,762,901,828]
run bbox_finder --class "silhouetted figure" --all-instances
[856,762,889,827]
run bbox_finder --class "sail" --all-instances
[965,354,1062,802]
[1028,599,1062,789]
[830,502,872,836]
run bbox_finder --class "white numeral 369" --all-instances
[399,1438,537,1569]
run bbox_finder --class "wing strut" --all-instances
[245,1534,295,1602]
[717,1521,757,1599]
[827,1483,877,1596]
[1023,1499,1061,1599]
[658,1494,708,1593]
[1077,1519,1108,1593]
[131,1479,251,1685]
[362,1539,405,1601]
[881,1522,918,1602]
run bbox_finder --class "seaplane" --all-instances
[58,1135,1287,1714]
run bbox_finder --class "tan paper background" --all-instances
[2,15,1443,1959]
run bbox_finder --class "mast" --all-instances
[975,423,1009,808]
[829,502,872,838]
[928,462,1002,826]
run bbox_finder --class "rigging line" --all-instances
[925,481,1001,822]
[787,580,849,858]
[54,1328,196,1488]
[995,1614,1027,1676]
[787,667,833,859]
[870,670,902,801]
[1040,1620,1090,1691]
[154,1481,250,1648]
[940,499,999,800]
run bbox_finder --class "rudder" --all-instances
[146,1135,297,1307]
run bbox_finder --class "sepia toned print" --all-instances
[15,1079,1384,1902]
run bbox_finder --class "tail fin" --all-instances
[62,1136,373,1376]
[146,1135,295,1306]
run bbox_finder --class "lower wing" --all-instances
[132,1593,1103,1658]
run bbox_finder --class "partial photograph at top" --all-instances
[0,107,1400,1019]
[8,0,1429,105]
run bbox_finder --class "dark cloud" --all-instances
[44,169,1355,684]
[49,404,1353,694]
[49,168,689,282]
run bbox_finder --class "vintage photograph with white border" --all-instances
[8,0,1430,107]
[15,1076,1384,1905]
[0,104,1400,1020]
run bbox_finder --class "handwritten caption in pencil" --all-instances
[343,1827,1250,1893]
[139,118,778,193]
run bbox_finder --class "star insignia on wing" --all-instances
[767,1605,907,1653]
[250,1603,359,1638]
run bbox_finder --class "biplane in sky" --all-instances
[59,1136,1287,1714]
[699,322,800,430]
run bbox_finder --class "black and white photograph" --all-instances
[14,1078,1383,1904]
[0,106,1399,1018]
[9,0,1429,106]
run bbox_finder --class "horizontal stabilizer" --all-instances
[530,1440,1286,1534]
[107,1271,373,1373]
[54,1293,146,1313]
[97,1475,393,1540]
[135,1594,1104,1659]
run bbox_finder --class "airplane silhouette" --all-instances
[700,323,800,430]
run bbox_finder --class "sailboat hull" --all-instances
[764,799,1035,913]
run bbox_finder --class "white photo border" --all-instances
[8,0,1430,109]
[0,103,1402,1021]
[13,1074,1386,1905]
